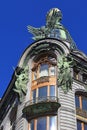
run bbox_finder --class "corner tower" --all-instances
[0,8,87,130]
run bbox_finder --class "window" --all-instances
[82,74,87,83]
[75,95,80,108]
[77,120,82,130]
[32,85,56,100]
[30,120,34,130]
[49,66,55,76]
[77,120,87,130]
[40,64,48,77]
[50,116,56,130]
[29,116,57,130]
[32,55,56,81]
[50,85,55,96]
[37,117,46,130]
[32,89,36,103]
[33,63,56,80]
[38,86,47,98]
[84,123,87,130]
[73,69,79,80]
[82,97,87,111]
[76,93,87,130]
[75,94,87,111]
[32,85,56,104]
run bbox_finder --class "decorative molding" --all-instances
[37,76,49,84]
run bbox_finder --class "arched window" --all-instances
[32,54,56,81]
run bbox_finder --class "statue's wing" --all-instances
[27,25,42,36]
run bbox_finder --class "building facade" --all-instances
[0,8,87,130]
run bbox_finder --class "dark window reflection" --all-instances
[39,86,47,98]
[82,97,87,111]
[84,123,87,130]
[37,117,46,130]
[31,120,34,130]
[75,96,80,108]
[77,120,81,130]
[32,89,36,103]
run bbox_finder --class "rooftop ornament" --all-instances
[27,8,76,50]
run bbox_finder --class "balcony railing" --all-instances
[25,96,59,107]
[23,96,60,120]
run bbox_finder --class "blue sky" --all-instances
[0,0,87,98]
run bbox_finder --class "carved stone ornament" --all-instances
[13,66,29,103]
[57,55,74,93]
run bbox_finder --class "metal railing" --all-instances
[25,96,59,107]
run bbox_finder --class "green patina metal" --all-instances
[27,8,76,49]
[58,55,74,93]
[13,66,29,103]
[23,102,60,120]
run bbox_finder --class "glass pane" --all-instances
[30,120,34,130]
[77,120,81,130]
[50,66,55,76]
[50,116,56,130]
[32,89,36,103]
[38,86,47,98]
[37,117,46,130]
[40,64,48,77]
[82,97,87,111]
[50,85,55,96]
[84,123,87,130]
[75,96,80,108]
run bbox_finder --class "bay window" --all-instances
[32,85,56,102]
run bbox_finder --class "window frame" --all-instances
[32,85,56,101]
[29,116,57,130]
[77,120,87,130]
[75,94,87,111]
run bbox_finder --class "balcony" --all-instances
[23,96,61,120]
